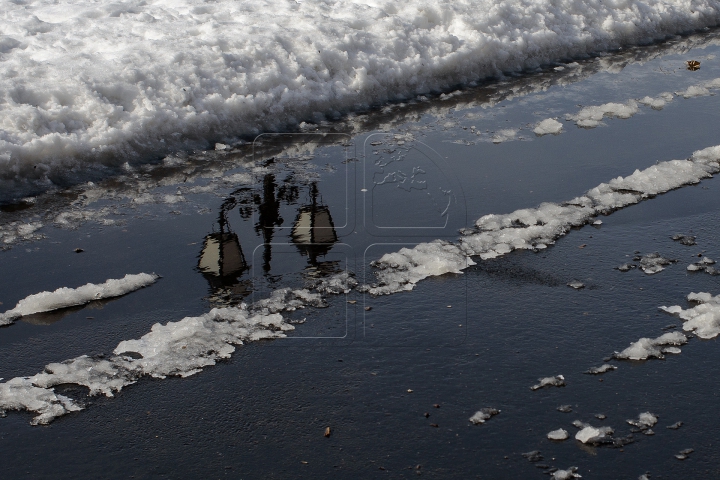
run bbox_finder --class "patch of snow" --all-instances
[533,118,563,136]
[0,273,160,326]
[615,331,687,360]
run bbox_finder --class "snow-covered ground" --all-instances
[3,0,720,188]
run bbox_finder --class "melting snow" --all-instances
[660,292,720,338]
[615,331,687,360]
[0,273,159,326]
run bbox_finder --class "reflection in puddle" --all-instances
[198,171,339,306]
[291,183,338,265]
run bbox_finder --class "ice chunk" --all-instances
[567,280,585,289]
[567,101,638,128]
[660,292,720,339]
[521,450,543,462]
[0,273,160,326]
[469,407,500,424]
[491,128,518,144]
[584,364,617,374]
[686,258,718,275]
[627,412,658,429]
[667,421,683,430]
[547,428,569,440]
[637,253,676,274]
[615,331,687,360]
[671,233,696,245]
[531,375,565,390]
[553,467,581,479]
[616,263,636,272]
[533,118,563,136]
[557,405,573,413]
[575,425,614,444]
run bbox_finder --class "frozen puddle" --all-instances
[0,273,159,326]
[365,145,720,295]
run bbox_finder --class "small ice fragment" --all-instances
[595,414,606,420]
[675,454,687,460]
[575,425,614,444]
[662,346,681,354]
[687,264,702,271]
[680,448,694,455]
[533,118,563,136]
[638,253,676,274]
[701,257,716,265]
[616,263,636,272]
[557,405,573,413]
[627,412,658,429]
[572,420,589,429]
[469,407,500,425]
[547,428,569,440]
[521,450,543,462]
[643,429,655,436]
[214,143,229,151]
[592,219,603,225]
[567,281,585,289]
[531,375,565,390]
[671,234,696,246]
[585,364,617,375]
[639,475,650,480]
[660,292,720,339]
[667,421,683,430]
[553,467,581,479]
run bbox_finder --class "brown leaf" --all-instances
[324,427,331,438]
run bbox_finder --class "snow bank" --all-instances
[3,0,720,188]
[0,305,293,424]
[0,273,159,326]
[661,292,720,338]
[365,145,720,294]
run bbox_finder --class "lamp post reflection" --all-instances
[291,182,338,266]
[197,199,251,306]
[197,172,339,305]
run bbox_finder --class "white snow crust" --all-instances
[3,0,720,184]
[638,92,674,110]
[533,118,564,136]
[661,292,720,339]
[0,304,294,424]
[0,273,159,326]
[366,145,720,294]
